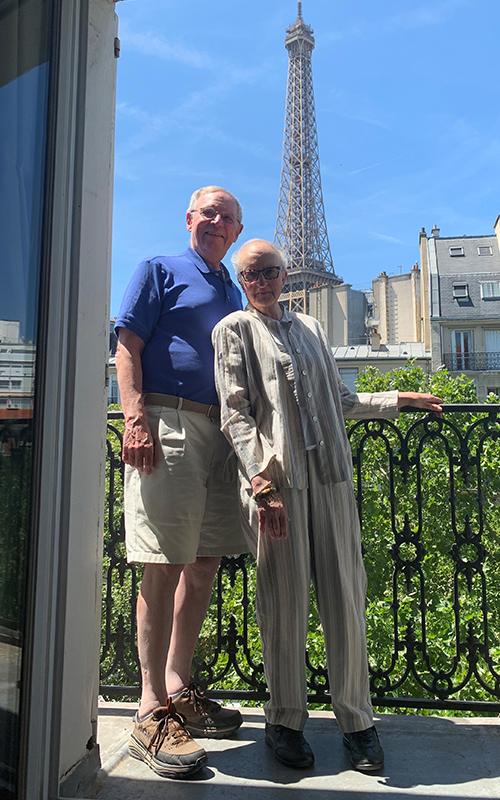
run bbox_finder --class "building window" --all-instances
[0,380,9,388]
[484,330,500,370]
[481,282,500,300]
[451,330,473,370]
[11,380,22,388]
[108,373,120,406]
[478,246,493,256]
[449,246,464,256]
[338,368,359,393]
[453,283,469,299]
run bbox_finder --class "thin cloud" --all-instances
[120,24,214,69]
[323,0,473,41]
[116,102,168,156]
[372,233,406,245]
[346,156,404,177]
[334,110,388,130]
[386,0,472,31]
[119,23,263,84]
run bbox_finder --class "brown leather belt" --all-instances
[143,393,220,420]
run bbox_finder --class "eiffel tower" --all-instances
[275,2,341,314]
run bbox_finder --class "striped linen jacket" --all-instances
[212,304,399,491]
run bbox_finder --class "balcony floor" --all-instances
[95,702,500,799]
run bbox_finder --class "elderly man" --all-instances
[213,239,443,773]
[115,187,246,779]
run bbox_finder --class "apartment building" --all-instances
[419,221,500,400]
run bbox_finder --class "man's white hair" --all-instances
[231,240,287,274]
[187,186,243,224]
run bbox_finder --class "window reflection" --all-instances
[0,0,53,795]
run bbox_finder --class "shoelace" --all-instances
[149,700,191,754]
[277,726,304,744]
[185,683,219,715]
[352,728,376,745]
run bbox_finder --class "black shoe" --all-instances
[265,723,314,769]
[343,726,384,772]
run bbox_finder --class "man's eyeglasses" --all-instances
[240,267,282,283]
[192,206,237,226]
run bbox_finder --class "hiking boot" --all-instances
[129,700,208,778]
[172,683,243,738]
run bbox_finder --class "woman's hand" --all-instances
[257,492,290,540]
[397,392,443,416]
[250,471,290,539]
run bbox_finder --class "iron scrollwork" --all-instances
[100,407,500,712]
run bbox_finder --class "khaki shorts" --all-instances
[125,405,247,564]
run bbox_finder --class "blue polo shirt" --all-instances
[115,247,243,404]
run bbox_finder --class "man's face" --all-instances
[186,191,243,269]
[238,242,287,316]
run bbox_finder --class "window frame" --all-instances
[480,281,500,300]
[453,283,469,300]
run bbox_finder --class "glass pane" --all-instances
[0,0,53,795]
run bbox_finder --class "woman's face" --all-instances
[238,242,287,317]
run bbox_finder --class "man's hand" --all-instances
[115,328,155,473]
[122,419,155,474]
[398,392,443,416]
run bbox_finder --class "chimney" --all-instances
[494,214,500,255]
[431,225,440,238]
[370,330,381,351]
[419,227,427,242]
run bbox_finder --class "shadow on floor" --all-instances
[95,706,500,799]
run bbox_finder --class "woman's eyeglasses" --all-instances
[240,267,282,283]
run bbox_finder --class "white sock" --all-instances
[168,688,186,700]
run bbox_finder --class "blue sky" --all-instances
[112,0,500,313]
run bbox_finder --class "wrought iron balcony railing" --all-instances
[443,352,500,372]
[101,406,500,713]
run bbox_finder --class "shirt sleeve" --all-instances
[114,259,167,344]
[213,322,277,482]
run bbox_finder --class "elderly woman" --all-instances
[212,239,442,772]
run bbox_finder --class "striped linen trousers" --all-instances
[240,451,373,734]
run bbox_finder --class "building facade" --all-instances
[371,265,422,345]
[308,282,367,346]
[332,343,431,392]
[419,221,500,400]
[0,321,36,412]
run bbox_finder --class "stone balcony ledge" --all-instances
[94,702,500,799]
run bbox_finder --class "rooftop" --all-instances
[332,343,430,360]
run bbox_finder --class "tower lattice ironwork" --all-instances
[275,2,341,313]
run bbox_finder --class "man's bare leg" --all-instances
[137,561,184,718]
[166,555,221,695]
